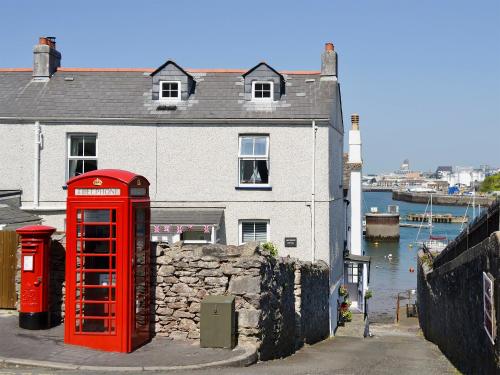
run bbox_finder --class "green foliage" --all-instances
[420,253,434,268]
[479,173,500,193]
[341,310,353,322]
[262,242,278,257]
[339,285,349,297]
[365,289,373,299]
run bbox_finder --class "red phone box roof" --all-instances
[67,169,149,197]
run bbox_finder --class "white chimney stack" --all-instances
[349,114,363,256]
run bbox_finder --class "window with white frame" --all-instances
[67,134,97,178]
[159,81,181,100]
[239,135,269,185]
[347,263,360,284]
[240,221,269,244]
[252,81,273,100]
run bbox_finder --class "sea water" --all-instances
[363,191,476,322]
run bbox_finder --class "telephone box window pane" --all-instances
[84,210,110,223]
[83,256,110,270]
[82,287,108,301]
[82,272,115,286]
[75,319,81,332]
[84,225,110,238]
[82,301,107,317]
[82,319,106,333]
[111,210,116,223]
[83,241,110,254]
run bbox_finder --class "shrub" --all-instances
[262,242,278,257]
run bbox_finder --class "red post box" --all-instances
[65,169,151,352]
[16,225,56,330]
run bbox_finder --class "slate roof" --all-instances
[0,69,336,121]
[0,204,41,227]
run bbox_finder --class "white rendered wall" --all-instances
[0,122,340,264]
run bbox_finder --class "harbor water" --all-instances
[364,191,477,322]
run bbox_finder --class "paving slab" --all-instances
[0,313,256,371]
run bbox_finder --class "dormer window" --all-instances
[160,81,180,100]
[243,63,284,102]
[252,81,273,100]
[151,61,194,101]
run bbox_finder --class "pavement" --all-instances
[0,311,256,371]
[0,310,456,374]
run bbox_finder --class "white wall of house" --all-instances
[0,121,343,266]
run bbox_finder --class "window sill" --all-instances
[235,185,272,191]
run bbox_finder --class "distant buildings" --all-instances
[364,160,494,192]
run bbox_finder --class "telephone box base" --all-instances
[19,312,49,330]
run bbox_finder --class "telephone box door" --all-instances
[131,202,151,348]
[66,204,125,351]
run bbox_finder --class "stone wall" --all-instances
[154,242,330,359]
[16,238,330,360]
[417,232,500,374]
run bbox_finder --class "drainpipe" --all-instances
[311,120,318,262]
[33,121,41,208]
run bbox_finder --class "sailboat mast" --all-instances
[429,193,433,236]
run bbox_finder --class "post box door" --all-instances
[20,243,44,312]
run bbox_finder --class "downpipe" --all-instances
[33,121,42,208]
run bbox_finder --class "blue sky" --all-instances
[2,0,499,173]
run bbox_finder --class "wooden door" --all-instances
[0,231,18,309]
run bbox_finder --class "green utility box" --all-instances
[200,295,236,349]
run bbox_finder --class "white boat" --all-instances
[417,194,449,253]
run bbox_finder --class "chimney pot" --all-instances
[351,114,360,130]
[325,42,334,52]
[39,36,56,49]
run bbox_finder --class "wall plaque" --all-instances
[284,237,297,247]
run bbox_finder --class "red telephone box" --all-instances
[65,169,151,352]
[16,225,56,330]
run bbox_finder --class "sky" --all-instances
[1,0,499,174]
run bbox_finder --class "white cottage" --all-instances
[0,37,346,332]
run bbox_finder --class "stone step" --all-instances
[335,313,367,338]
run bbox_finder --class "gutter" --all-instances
[0,117,331,126]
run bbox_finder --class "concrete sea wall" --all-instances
[393,190,496,206]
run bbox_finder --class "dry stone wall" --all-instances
[154,242,330,359]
